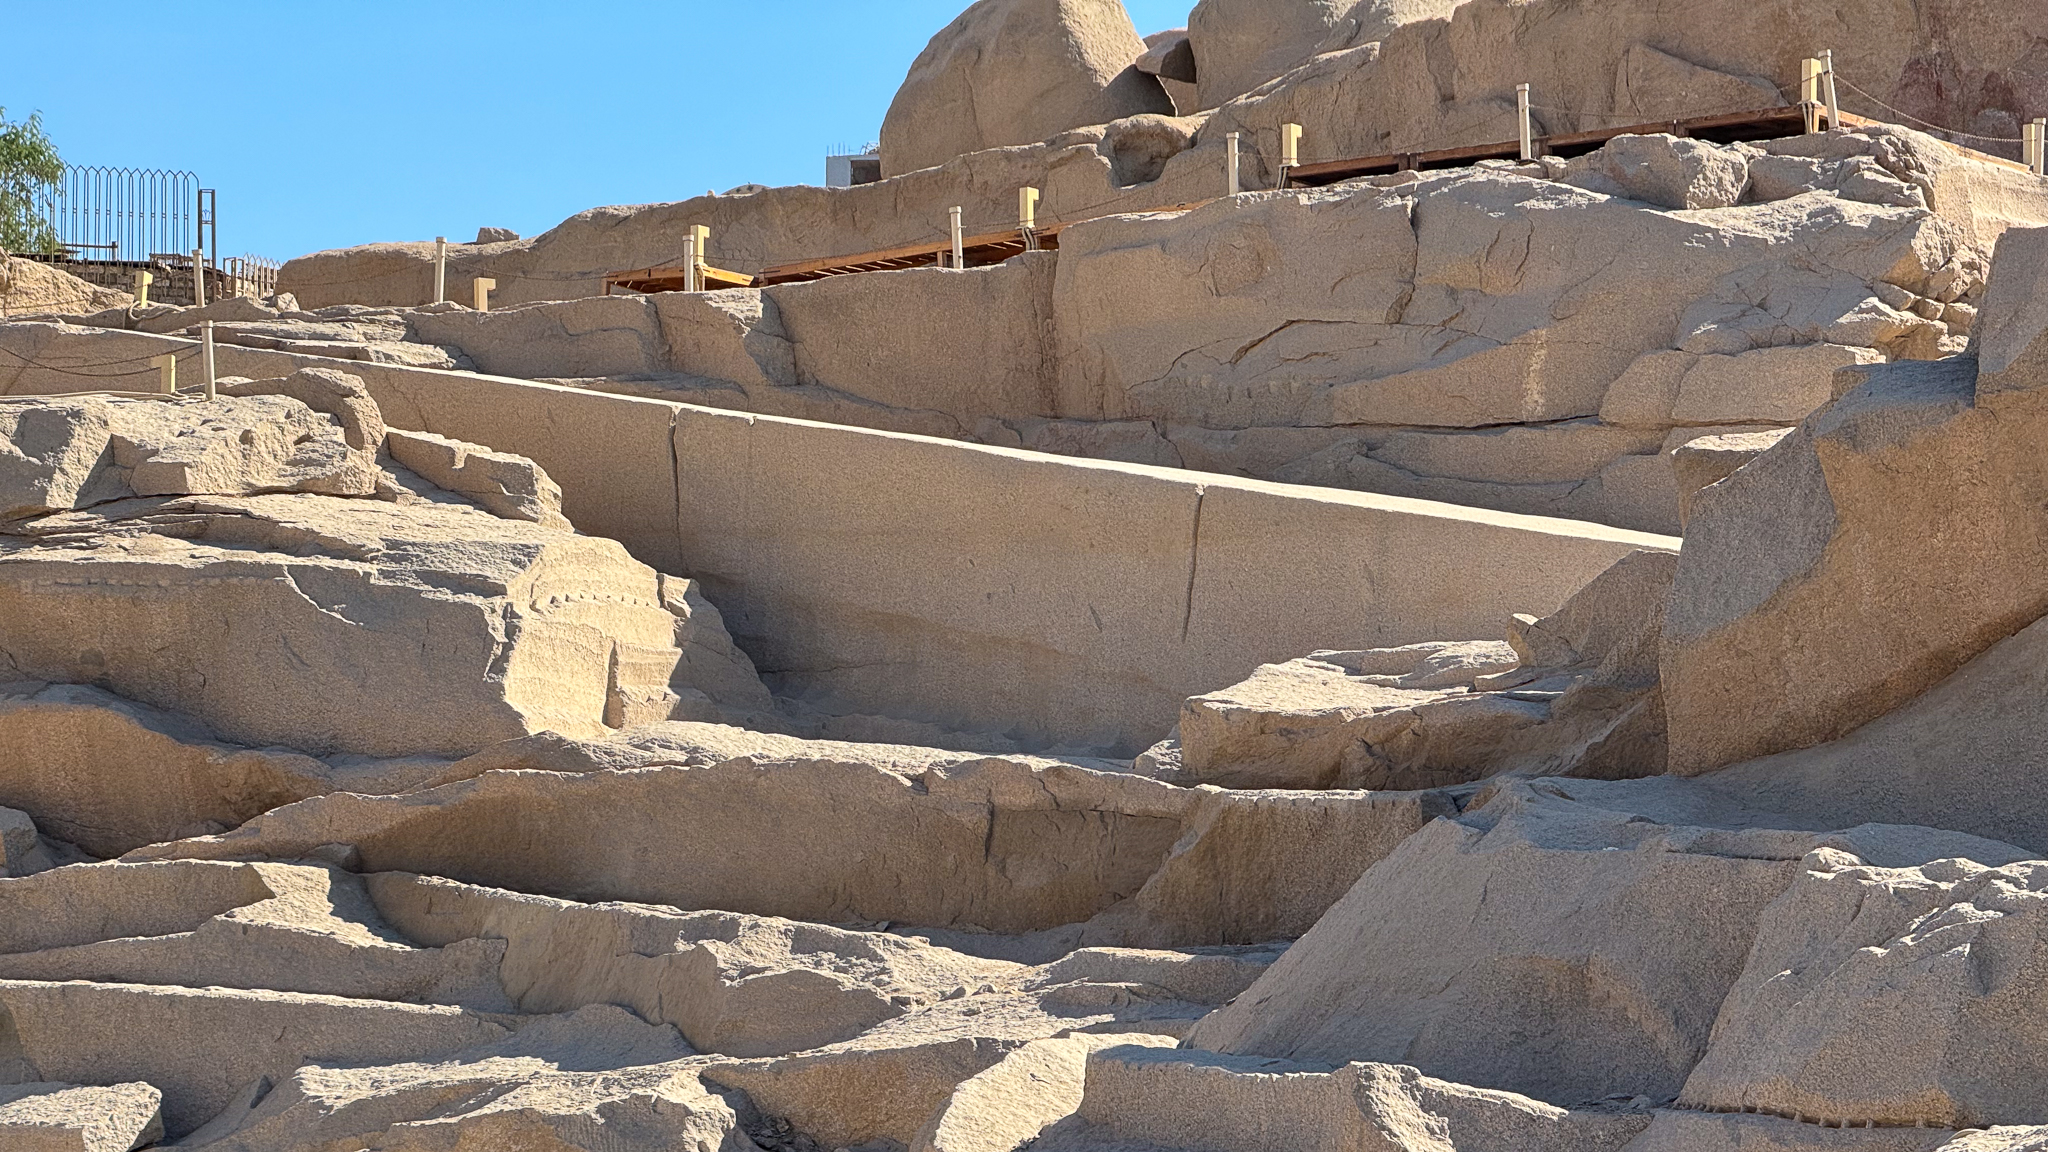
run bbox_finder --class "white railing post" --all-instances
[682,237,698,292]
[1019,186,1041,250]
[201,320,217,401]
[151,353,176,395]
[690,225,711,289]
[472,277,496,311]
[191,249,206,307]
[1280,123,1303,186]
[1822,49,1841,130]
[433,237,447,303]
[1800,58,1823,134]
[1517,84,1534,160]
[134,269,153,307]
[1227,132,1242,196]
[949,206,964,270]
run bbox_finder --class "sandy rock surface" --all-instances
[12,5,2048,1148]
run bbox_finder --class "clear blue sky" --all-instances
[7,1,1193,262]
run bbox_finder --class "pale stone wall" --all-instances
[0,330,1670,751]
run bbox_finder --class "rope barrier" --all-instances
[1831,74,2027,143]
[0,342,202,379]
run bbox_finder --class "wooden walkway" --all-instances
[753,223,1069,286]
[1285,107,1887,186]
[604,105,2022,292]
[603,263,754,295]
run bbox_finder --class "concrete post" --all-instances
[1227,132,1241,196]
[1020,186,1042,250]
[1517,84,1533,160]
[191,249,207,308]
[690,224,711,286]
[134,269,153,307]
[1281,123,1303,170]
[151,353,177,395]
[1800,58,1823,133]
[201,320,217,401]
[433,237,447,304]
[681,238,698,292]
[1822,49,1841,130]
[949,206,965,270]
[472,277,496,311]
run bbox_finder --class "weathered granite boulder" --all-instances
[1161,547,1676,791]
[385,428,569,528]
[0,860,510,1009]
[218,366,385,451]
[913,1032,1178,1152]
[174,1025,738,1152]
[133,723,1439,946]
[1167,641,1523,789]
[1187,0,1461,109]
[1681,853,2048,1129]
[0,979,514,1138]
[0,393,376,521]
[879,0,1172,177]
[0,1082,164,1152]
[0,682,337,855]
[366,871,1022,1058]
[1661,350,2048,773]
[1136,28,1196,83]
[1971,225,2048,399]
[1670,428,1792,528]
[0,256,132,318]
[0,491,765,757]
[1686,610,2048,856]
[0,805,37,872]
[1043,1046,1654,1152]
[1183,782,2015,1105]
[1559,133,1754,209]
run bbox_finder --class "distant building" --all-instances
[826,144,883,188]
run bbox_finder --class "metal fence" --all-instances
[26,166,284,301]
[225,254,280,298]
[34,166,206,262]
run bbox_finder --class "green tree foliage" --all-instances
[0,108,63,255]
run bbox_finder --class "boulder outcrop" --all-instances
[0,256,132,319]
[1660,249,2048,771]
[133,722,1441,946]
[1184,785,1811,1103]
[0,379,773,759]
[1185,781,2028,1106]
[1187,0,1461,109]
[1681,853,2048,1129]
[0,1082,164,1152]
[1044,1046,1654,1152]
[0,392,377,520]
[0,492,754,756]
[1158,547,1674,791]
[878,0,1171,178]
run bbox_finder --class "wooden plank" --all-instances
[603,262,753,295]
[751,212,1124,287]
